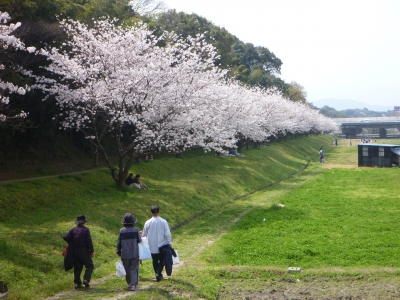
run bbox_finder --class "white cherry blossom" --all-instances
[31,17,336,185]
[0,12,30,125]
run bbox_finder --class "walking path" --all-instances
[0,168,107,184]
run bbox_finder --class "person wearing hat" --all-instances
[141,206,172,282]
[63,215,95,289]
[116,213,142,291]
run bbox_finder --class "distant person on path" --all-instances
[319,146,324,163]
[63,215,95,289]
[141,206,172,282]
[116,213,142,291]
[125,173,148,189]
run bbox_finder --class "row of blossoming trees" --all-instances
[0,12,32,125]
[1,14,336,185]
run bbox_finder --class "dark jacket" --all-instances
[63,225,94,252]
[159,244,177,276]
[125,176,134,185]
[63,243,74,271]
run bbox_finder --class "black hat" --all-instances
[151,206,159,214]
[76,215,88,224]
[121,213,137,225]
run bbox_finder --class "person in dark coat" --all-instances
[116,213,142,291]
[63,215,95,289]
[125,173,135,186]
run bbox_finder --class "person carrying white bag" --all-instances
[139,236,151,260]
[116,261,126,278]
[116,213,142,291]
[141,205,172,282]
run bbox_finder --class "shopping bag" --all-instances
[172,250,179,265]
[139,237,151,260]
[116,261,126,278]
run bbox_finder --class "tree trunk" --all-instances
[116,148,137,187]
[93,147,99,166]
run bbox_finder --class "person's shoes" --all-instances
[130,285,136,291]
[156,274,164,282]
[83,280,90,288]
[75,284,82,289]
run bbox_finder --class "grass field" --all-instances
[202,167,400,268]
[1,136,400,299]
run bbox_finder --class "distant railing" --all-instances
[332,116,400,122]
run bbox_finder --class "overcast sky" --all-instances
[163,0,400,108]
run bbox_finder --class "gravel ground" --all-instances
[218,276,400,299]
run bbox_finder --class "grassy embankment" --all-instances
[1,135,400,299]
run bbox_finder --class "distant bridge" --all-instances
[332,116,400,123]
[340,121,400,138]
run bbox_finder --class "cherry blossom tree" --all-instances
[33,18,240,186]
[216,83,337,143]
[0,11,35,127]
[29,17,336,186]
[261,98,337,138]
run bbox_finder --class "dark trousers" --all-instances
[151,253,164,276]
[122,258,140,287]
[73,247,94,285]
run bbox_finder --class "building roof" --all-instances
[391,148,400,155]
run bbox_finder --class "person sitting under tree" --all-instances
[125,173,148,189]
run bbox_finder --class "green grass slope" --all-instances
[0,134,331,300]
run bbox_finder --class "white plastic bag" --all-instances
[172,250,179,265]
[139,236,151,260]
[116,261,126,278]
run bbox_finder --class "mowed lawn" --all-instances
[199,156,400,269]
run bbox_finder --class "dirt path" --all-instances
[323,163,358,169]
[44,199,258,300]
[0,168,108,184]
